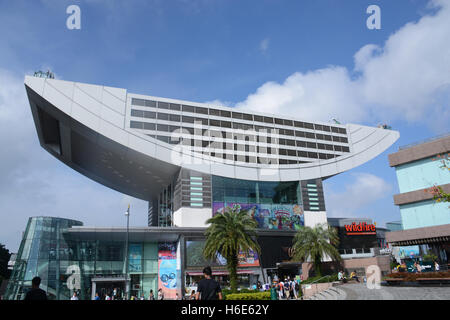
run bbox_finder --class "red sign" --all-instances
[344,222,376,235]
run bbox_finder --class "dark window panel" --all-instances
[182,105,195,113]
[334,145,342,152]
[314,124,323,131]
[182,127,194,135]
[304,122,314,129]
[220,110,231,118]
[232,112,243,119]
[131,98,146,106]
[325,144,333,151]
[283,119,293,126]
[298,151,308,157]
[195,117,208,126]
[332,136,340,142]
[195,106,208,114]
[143,111,156,119]
[295,131,305,138]
[342,146,350,152]
[209,109,221,116]
[287,149,296,156]
[305,132,315,139]
[221,120,232,128]
[157,135,169,143]
[286,139,295,146]
[131,109,144,117]
[284,129,294,136]
[319,153,327,160]
[279,149,287,156]
[145,100,157,108]
[322,125,331,132]
[169,114,180,122]
[130,121,143,129]
[274,118,284,125]
[242,113,253,121]
[306,142,317,149]
[317,143,325,150]
[279,138,286,145]
[143,123,156,130]
[294,121,304,128]
[331,126,340,133]
[157,113,169,120]
[296,140,306,147]
[338,128,347,134]
[264,117,274,124]
[157,124,169,131]
[341,137,348,143]
[253,115,264,123]
[169,103,181,111]
[158,101,169,109]
[323,135,332,141]
[308,152,318,159]
[182,116,195,123]
[209,119,221,127]
[169,125,180,133]
[316,133,324,140]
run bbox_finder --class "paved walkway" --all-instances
[337,283,450,300]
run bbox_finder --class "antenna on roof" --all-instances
[33,69,55,79]
[331,118,341,124]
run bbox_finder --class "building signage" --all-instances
[344,222,376,235]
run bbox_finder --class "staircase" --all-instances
[304,284,347,300]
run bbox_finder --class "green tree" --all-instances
[203,205,260,293]
[0,243,12,281]
[425,152,450,204]
[291,224,341,277]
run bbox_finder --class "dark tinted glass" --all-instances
[131,98,146,106]
[169,103,181,111]
[158,102,169,109]
[182,105,195,113]
[145,100,157,108]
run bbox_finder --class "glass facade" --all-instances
[212,176,305,230]
[4,217,161,300]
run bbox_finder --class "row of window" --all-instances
[147,134,349,155]
[130,99,347,134]
[130,120,350,148]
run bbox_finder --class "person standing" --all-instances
[195,266,222,300]
[270,284,278,300]
[93,293,100,300]
[435,261,440,272]
[148,290,155,300]
[70,292,79,300]
[24,277,47,301]
[158,288,164,300]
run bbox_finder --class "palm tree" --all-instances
[291,223,341,277]
[203,205,260,293]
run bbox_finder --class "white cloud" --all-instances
[325,173,392,218]
[259,38,270,54]
[0,69,148,252]
[236,0,450,131]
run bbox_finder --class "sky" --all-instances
[0,0,449,252]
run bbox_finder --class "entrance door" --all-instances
[95,281,125,300]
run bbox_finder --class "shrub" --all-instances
[385,271,450,281]
[225,292,271,300]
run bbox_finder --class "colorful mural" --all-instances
[212,202,304,230]
[158,243,177,299]
[128,244,142,272]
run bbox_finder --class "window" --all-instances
[286,139,295,146]
[254,115,264,123]
[182,116,195,123]
[305,132,315,139]
[182,105,195,113]
[169,114,180,122]
[131,98,146,106]
[195,117,208,126]
[209,109,221,116]
[158,101,169,109]
[306,142,317,149]
[209,119,221,127]
[304,122,314,129]
[294,121,304,128]
[131,109,144,117]
[295,131,305,138]
[331,127,340,133]
[145,100,157,108]
[143,111,156,119]
[308,152,318,159]
[274,118,284,125]
[144,123,155,130]
[334,145,342,152]
[264,117,274,124]
[242,113,253,121]
[342,146,350,152]
[169,103,181,111]
[232,112,243,119]
[195,106,208,114]
[283,119,293,126]
[157,124,169,131]
[220,110,231,118]
[221,121,232,128]
[296,141,306,147]
[157,113,169,121]
[130,121,143,129]
[287,149,296,156]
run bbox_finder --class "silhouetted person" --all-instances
[24,277,47,300]
[195,266,222,300]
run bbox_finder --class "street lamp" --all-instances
[125,204,130,300]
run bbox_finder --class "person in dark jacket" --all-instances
[24,277,47,300]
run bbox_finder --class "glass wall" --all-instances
[212,176,304,230]
[4,217,160,300]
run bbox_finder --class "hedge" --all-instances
[225,292,271,300]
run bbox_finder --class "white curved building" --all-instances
[25,75,399,229]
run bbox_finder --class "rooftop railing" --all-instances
[398,132,450,151]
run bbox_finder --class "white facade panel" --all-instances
[75,82,104,102]
[304,211,328,228]
[72,86,102,116]
[46,79,75,101]
[24,76,45,95]
[173,207,211,228]
[102,89,127,115]
[42,82,73,115]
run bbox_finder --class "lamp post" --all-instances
[125,204,130,300]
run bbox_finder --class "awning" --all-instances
[186,270,255,276]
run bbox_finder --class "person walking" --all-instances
[70,292,79,300]
[148,290,155,300]
[158,288,164,300]
[190,290,196,300]
[24,277,47,300]
[93,293,100,300]
[195,266,222,300]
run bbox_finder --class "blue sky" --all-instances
[0,0,449,251]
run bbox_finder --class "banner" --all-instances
[212,202,304,230]
[158,243,177,299]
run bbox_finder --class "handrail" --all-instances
[307,275,334,285]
